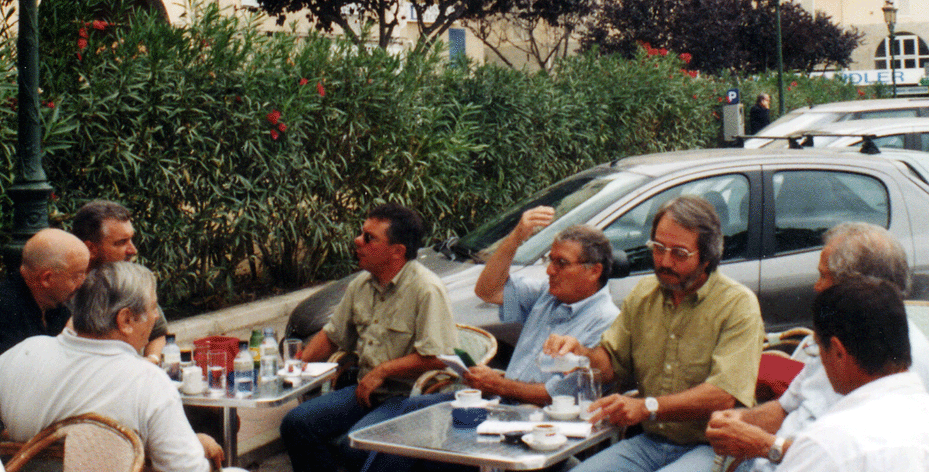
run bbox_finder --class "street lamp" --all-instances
[882,0,898,98]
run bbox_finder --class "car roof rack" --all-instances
[734,133,881,154]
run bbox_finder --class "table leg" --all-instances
[223,406,238,467]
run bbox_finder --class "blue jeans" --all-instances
[280,385,407,472]
[572,434,716,472]
[361,393,457,472]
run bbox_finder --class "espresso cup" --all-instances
[551,395,575,412]
[454,388,482,406]
[532,424,559,444]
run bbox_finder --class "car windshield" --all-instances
[747,111,843,148]
[455,169,650,264]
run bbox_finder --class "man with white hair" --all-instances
[0,228,89,355]
[0,262,242,472]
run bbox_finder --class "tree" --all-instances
[580,0,862,75]
[462,0,595,71]
[257,0,511,49]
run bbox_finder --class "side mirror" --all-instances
[610,250,630,279]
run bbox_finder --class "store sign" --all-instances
[813,69,926,86]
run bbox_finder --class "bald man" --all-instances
[0,229,90,355]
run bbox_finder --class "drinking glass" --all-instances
[283,338,304,375]
[577,368,601,421]
[207,350,227,396]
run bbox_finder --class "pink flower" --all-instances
[317,81,325,97]
[266,110,281,125]
[679,53,692,64]
[92,20,108,30]
[299,78,309,86]
[78,28,88,39]
[278,123,287,132]
[270,130,279,140]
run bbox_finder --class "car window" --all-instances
[856,109,920,119]
[872,134,906,149]
[602,174,750,273]
[773,171,889,254]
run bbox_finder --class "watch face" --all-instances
[645,397,658,413]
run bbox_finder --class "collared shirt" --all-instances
[748,321,929,472]
[0,271,71,355]
[0,330,210,472]
[324,260,457,390]
[777,372,929,472]
[600,270,764,444]
[501,276,619,396]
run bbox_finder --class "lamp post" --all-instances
[883,0,898,98]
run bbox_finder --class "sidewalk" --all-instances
[168,285,325,472]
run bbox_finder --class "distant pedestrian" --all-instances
[749,93,771,135]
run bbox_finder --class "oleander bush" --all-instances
[0,0,872,316]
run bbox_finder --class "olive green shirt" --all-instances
[601,270,764,445]
[324,260,457,392]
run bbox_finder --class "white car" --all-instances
[745,98,929,148]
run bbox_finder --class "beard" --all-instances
[655,267,706,293]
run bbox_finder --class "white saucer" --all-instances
[522,433,567,451]
[543,405,580,420]
[450,399,491,409]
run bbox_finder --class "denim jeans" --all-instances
[361,392,457,472]
[280,385,407,472]
[571,433,716,472]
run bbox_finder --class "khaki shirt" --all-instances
[324,260,457,391]
[601,270,764,444]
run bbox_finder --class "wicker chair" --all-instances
[4,413,145,472]
[411,324,498,396]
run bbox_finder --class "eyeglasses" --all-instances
[646,240,697,262]
[541,254,592,270]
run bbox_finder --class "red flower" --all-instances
[791,81,798,87]
[658,48,668,56]
[92,20,108,30]
[47,101,55,109]
[266,109,281,125]
[717,97,724,103]
[270,130,279,140]
[647,48,660,56]
[640,42,652,51]
[278,123,287,132]
[76,52,82,61]
[78,38,88,51]
[50,192,59,202]
[692,94,698,99]
[679,53,692,64]
[317,81,325,97]
[688,70,698,78]
[78,27,88,39]
[299,78,309,86]
[858,88,866,96]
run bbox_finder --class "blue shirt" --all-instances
[501,275,619,396]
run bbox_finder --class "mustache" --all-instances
[656,268,682,278]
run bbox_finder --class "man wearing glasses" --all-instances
[545,195,764,472]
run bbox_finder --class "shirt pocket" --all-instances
[382,316,416,359]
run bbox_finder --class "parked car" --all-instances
[744,98,929,148]
[286,148,929,351]
[769,117,929,152]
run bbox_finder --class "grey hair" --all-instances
[823,222,910,295]
[69,262,156,335]
[651,195,723,273]
[554,225,613,287]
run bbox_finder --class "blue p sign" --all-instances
[726,89,740,105]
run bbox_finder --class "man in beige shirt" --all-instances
[281,203,457,472]
[546,195,764,472]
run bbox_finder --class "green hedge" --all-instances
[0,1,874,316]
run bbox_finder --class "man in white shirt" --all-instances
[775,277,929,470]
[0,262,239,472]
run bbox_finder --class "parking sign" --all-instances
[726,89,740,105]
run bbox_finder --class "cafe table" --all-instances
[179,364,337,467]
[349,401,616,472]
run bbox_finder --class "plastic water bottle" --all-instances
[162,334,181,381]
[233,340,255,398]
[536,351,585,373]
[260,328,280,373]
[258,328,282,395]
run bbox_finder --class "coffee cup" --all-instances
[181,366,205,395]
[551,395,575,412]
[454,388,482,406]
[532,424,560,445]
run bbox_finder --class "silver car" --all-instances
[286,148,929,349]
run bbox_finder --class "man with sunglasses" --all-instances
[280,203,457,472]
[545,195,764,472]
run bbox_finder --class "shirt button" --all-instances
[669,334,676,340]
[665,364,672,371]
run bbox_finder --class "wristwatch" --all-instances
[644,396,659,421]
[767,436,787,463]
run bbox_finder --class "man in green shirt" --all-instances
[546,195,764,472]
[282,203,457,472]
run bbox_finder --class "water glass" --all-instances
[577,368,601,421]
[283,338,304,375]
[207,350,227,396]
